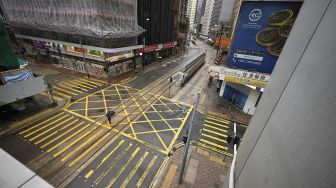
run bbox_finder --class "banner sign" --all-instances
[162,42,175,49]
[227,1,302,74]
[224,75,267,88]
[141,44,160,53]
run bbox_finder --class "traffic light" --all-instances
[226,135,232,143]
[233,136,240,145]
[182,135,188,144]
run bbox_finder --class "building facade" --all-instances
[187,0,198,32]
[226,1,336,187]
[137,0,177,66]
[209,0,235,39]
[230,0,243,38]
[201,0,215,36]
[195,0,207,33]
[210,1,302,115]
[0,0,144,79]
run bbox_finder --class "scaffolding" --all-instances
[0,0,144,39]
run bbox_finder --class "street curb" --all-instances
[0,97,69,137]
[196,107,249,127]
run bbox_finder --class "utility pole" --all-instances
[142,37,146,71]
[178,92,200,184]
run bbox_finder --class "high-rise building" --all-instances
[201,0,215,36]
[137,0,177,65]
[195,0,207,33]
[175,0,189,52]
[186,0,198,32]
[210,0,234,26]
[230,0,243,37]
[210,0,235,37]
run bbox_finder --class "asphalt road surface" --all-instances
[0,42,246,187]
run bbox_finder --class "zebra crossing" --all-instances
[52,78,106,98]
[67,136,165,188]
[198,115,234,157]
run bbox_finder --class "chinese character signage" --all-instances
[227,1,302,74]
[224,75,267,88]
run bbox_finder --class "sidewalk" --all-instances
[27,51,185,85]
[199,79,252,125]
[0,93,67,136]
[156,146,231,188]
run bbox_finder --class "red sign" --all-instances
[140,44,160,53]
[162,42,175,49]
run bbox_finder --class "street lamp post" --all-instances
[79,36,90,79]
[142,37,146,71]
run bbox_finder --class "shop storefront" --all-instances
[140,41,177,65]
[209,66,270,115]
[107,59,134,78]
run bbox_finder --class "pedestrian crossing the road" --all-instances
[52,78,106,98]
[67,136,165,188]
[198,115,234,157]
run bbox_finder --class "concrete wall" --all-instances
[233,0,336,187]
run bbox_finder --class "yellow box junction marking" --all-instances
[142,112,168,151]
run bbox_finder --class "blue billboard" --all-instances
[227,1,302,74]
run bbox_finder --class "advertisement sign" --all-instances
[214,37,231,48]
[227,1,302,74]
[224,75,267,88]
[208,66,270,88]
[140,44,160,53]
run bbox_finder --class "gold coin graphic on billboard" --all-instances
[256,27,281,46]
[267,9,293,27]
[267,38,286,57]
[278,19,295,37]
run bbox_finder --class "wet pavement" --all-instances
[0,41,250,188]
